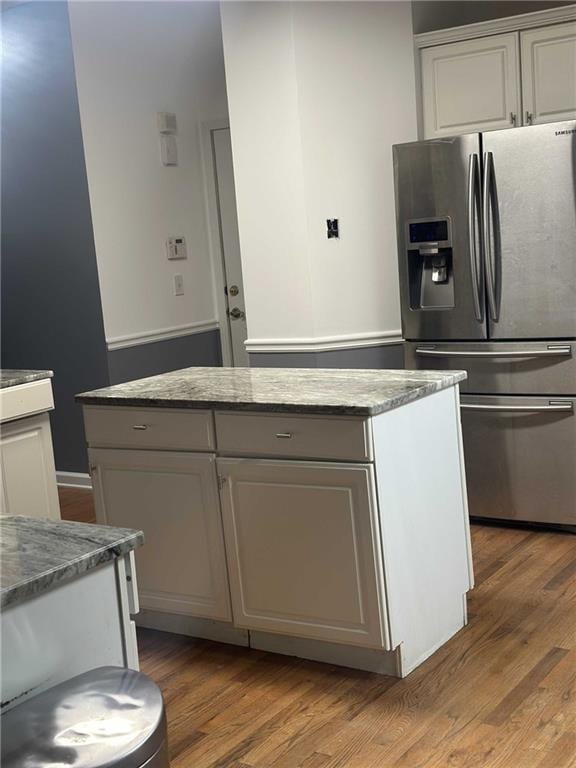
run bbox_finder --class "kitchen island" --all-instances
[78,367,473,677]
[1,516,143,711]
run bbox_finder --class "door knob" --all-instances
[228,307,245,320]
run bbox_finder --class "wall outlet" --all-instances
[327,219,339,239]
[173,274,184,296]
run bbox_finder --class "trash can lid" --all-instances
[1,666,166,768]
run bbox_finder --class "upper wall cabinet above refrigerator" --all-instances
[419,18,576,139]
[521,22,576,126]
[421,34,521,138]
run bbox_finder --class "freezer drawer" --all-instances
[460,395,576,526]
[405,341,576,395]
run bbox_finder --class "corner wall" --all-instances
[221,1,417,368]
[1,1,110,473]
[68,1,227,370]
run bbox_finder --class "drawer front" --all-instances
[83,406,215,451]
[215,411,372,461]
[0,379,54,423]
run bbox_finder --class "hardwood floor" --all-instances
[60,488,576,768]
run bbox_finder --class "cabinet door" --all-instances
[521,22,576,125]
[89,449,231,621]
[218,459,388,649]
[421,33,520,138]
[0,413,60,520]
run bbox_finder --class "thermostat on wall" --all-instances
[166,237,187,260]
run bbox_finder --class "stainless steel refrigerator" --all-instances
[393,121,576,528]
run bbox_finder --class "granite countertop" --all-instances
[0,370,53,389]
[76,366,467,416]
[1,517,143,609]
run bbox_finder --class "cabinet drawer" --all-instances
[83,406,215,451]
[215,411,372,461]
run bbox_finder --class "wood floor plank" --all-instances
[60,489,576,768]
[483,648,570,727]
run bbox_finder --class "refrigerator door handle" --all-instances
[415,345,572,358]
[461,401,573,413]
[467,154,483,322]
[482,151,499,322]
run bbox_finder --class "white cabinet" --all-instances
[89,448,231,621]
[420,20,576,138]
[521,22,576,125]
[1,413,60,520]
[217,458,388,649]
[421,33,520,138]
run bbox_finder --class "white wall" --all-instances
[221,1,418,350]
[69,1,229,344]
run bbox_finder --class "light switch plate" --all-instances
[173,274,184,296]
[160,134,178,166]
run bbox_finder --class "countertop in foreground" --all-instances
[1,516,143,609]
[77,367,466,417]
[0,370,53,389]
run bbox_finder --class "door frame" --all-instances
[201,119,234,367]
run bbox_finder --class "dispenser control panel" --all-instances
[407,218,451,247]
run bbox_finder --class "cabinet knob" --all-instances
[275,432,293,439]
[510,112,517,126]
[525,111,533,125]
[132,424,148,430]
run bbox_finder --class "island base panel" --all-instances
[1,557,138,712]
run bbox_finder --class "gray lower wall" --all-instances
[249,343,405,369]
[1,2,110,474]
[108,330,222,385]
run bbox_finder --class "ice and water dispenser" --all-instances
[406,218,455,309]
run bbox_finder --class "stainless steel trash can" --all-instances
[1,666,169,767]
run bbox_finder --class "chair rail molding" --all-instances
[245,330,403,354]
[107,320,220,351]
[414,4,576,48]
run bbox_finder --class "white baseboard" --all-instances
[56,471,92,489]
[136,610,250,647]
[249,631,402,676]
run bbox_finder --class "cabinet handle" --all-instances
[510,112,517,126]
[525,111,533,125]
[275,432,293,439]
[132,424,148,430]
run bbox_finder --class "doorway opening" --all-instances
[204,123,249,367]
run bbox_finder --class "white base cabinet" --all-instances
[218,459,387,649]
[84,387,472,677]
[1,412,60,520]
[89,449,231,621]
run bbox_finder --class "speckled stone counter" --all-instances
[0,370,53,389]
[77,367,466,416]
[0,516,143,609]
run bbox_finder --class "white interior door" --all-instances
[521,22,576,125]
[212,128,249,367]
[421,33,521,138]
